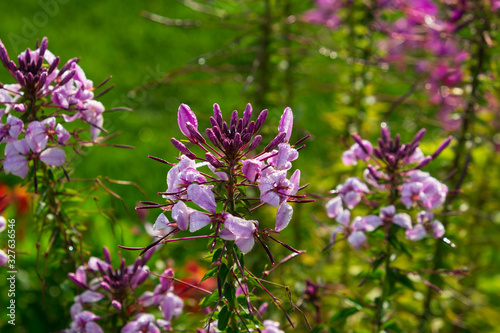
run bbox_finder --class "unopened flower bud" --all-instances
[205,152,223,168]
[171,138,196,159]
[264,132,286,152]
[111,300,122,311]
[254,109,268,133]
[431,136,453,159]
[247,135,262,151]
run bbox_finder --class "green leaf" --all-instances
[200,290,220,308]
[218,305,229,330]
[382,320,405,333]
[201,266,218,283]
[329,307,359,324]
[224,282,236,307]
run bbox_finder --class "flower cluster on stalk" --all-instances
[303,0,498,131]
[138,103,311,256]
[0,37,116,180]
[66,247,183,333]
[326,124,452,249]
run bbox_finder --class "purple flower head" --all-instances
[3,139,30,178]
[406,211,445,241]
[330,210,369,249]
[67,310,103,333]
[336,177,370,209]
[379,205,412,229]
[219,213,258,253]
[122,313,161,333]
[262,320,285,333]
[258,168,299,208]
[0,115,23,143]
[160,292,184,326]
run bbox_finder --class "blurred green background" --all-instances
[0,0,499,332]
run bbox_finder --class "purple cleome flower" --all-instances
[66,247,183,332]
[327,124,452,248]
[0,37,114,179]
[141,103,311,255]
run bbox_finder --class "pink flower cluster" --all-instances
[66,247,183,333]
[303,1,497,131]
[146,103,309,254]
[0,37,109,179]
[326,124,451,248]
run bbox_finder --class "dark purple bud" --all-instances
[14,71,25,85]
[247,121,255,134]
[131,266,150,288]
[0,41,11,68]
[432,136,453,159]
[222,122,229,136]
[141,247,155,265]
[236,118,243,133]
[8,60,17,74]
[48,56,60,74]
[25,48,32,64]
[212,125,222,140]
[102,246,112,264]
[222,138,231,151]
[67,273,87,289]
[171,138,196,159]
[264,132,286,152]
[394,134,400,149]
[35,56,44,72]
[415,156,432,169]
[241,132,252,145]
[373,147,384,160]
[160,268,174,291]
[234,132,242,149]
[132,257,142,272]
[242,103,253,127]
[25,72,34,86]
[102,276,112,285]
[229,124,236,139]
[367,165,381,180]
[58,57,78,77]
[205,152,223,168]
[38,37,48,57]
[13,104,26,112]
[209,116,218,128]
[386,154,396,166]
[230,109,239,128]
[411,128,426,146]
[381,123,391,143]
[120,258,126,274]
[377,138,385,150]
[111,300,122,311]
[58,70,75,86]
[213,103,223,127]
[186,122,206,144]
[247,135,262,151]
[38,72,47,88]
[205,128,220,147]
[100,281,112,293]
[258,302,269,315]
[255,109,268,133]
[351,133,370,155]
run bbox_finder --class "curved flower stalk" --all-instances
[66,247,184,333]
[324,123,453,330]
[125,103,313,330]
